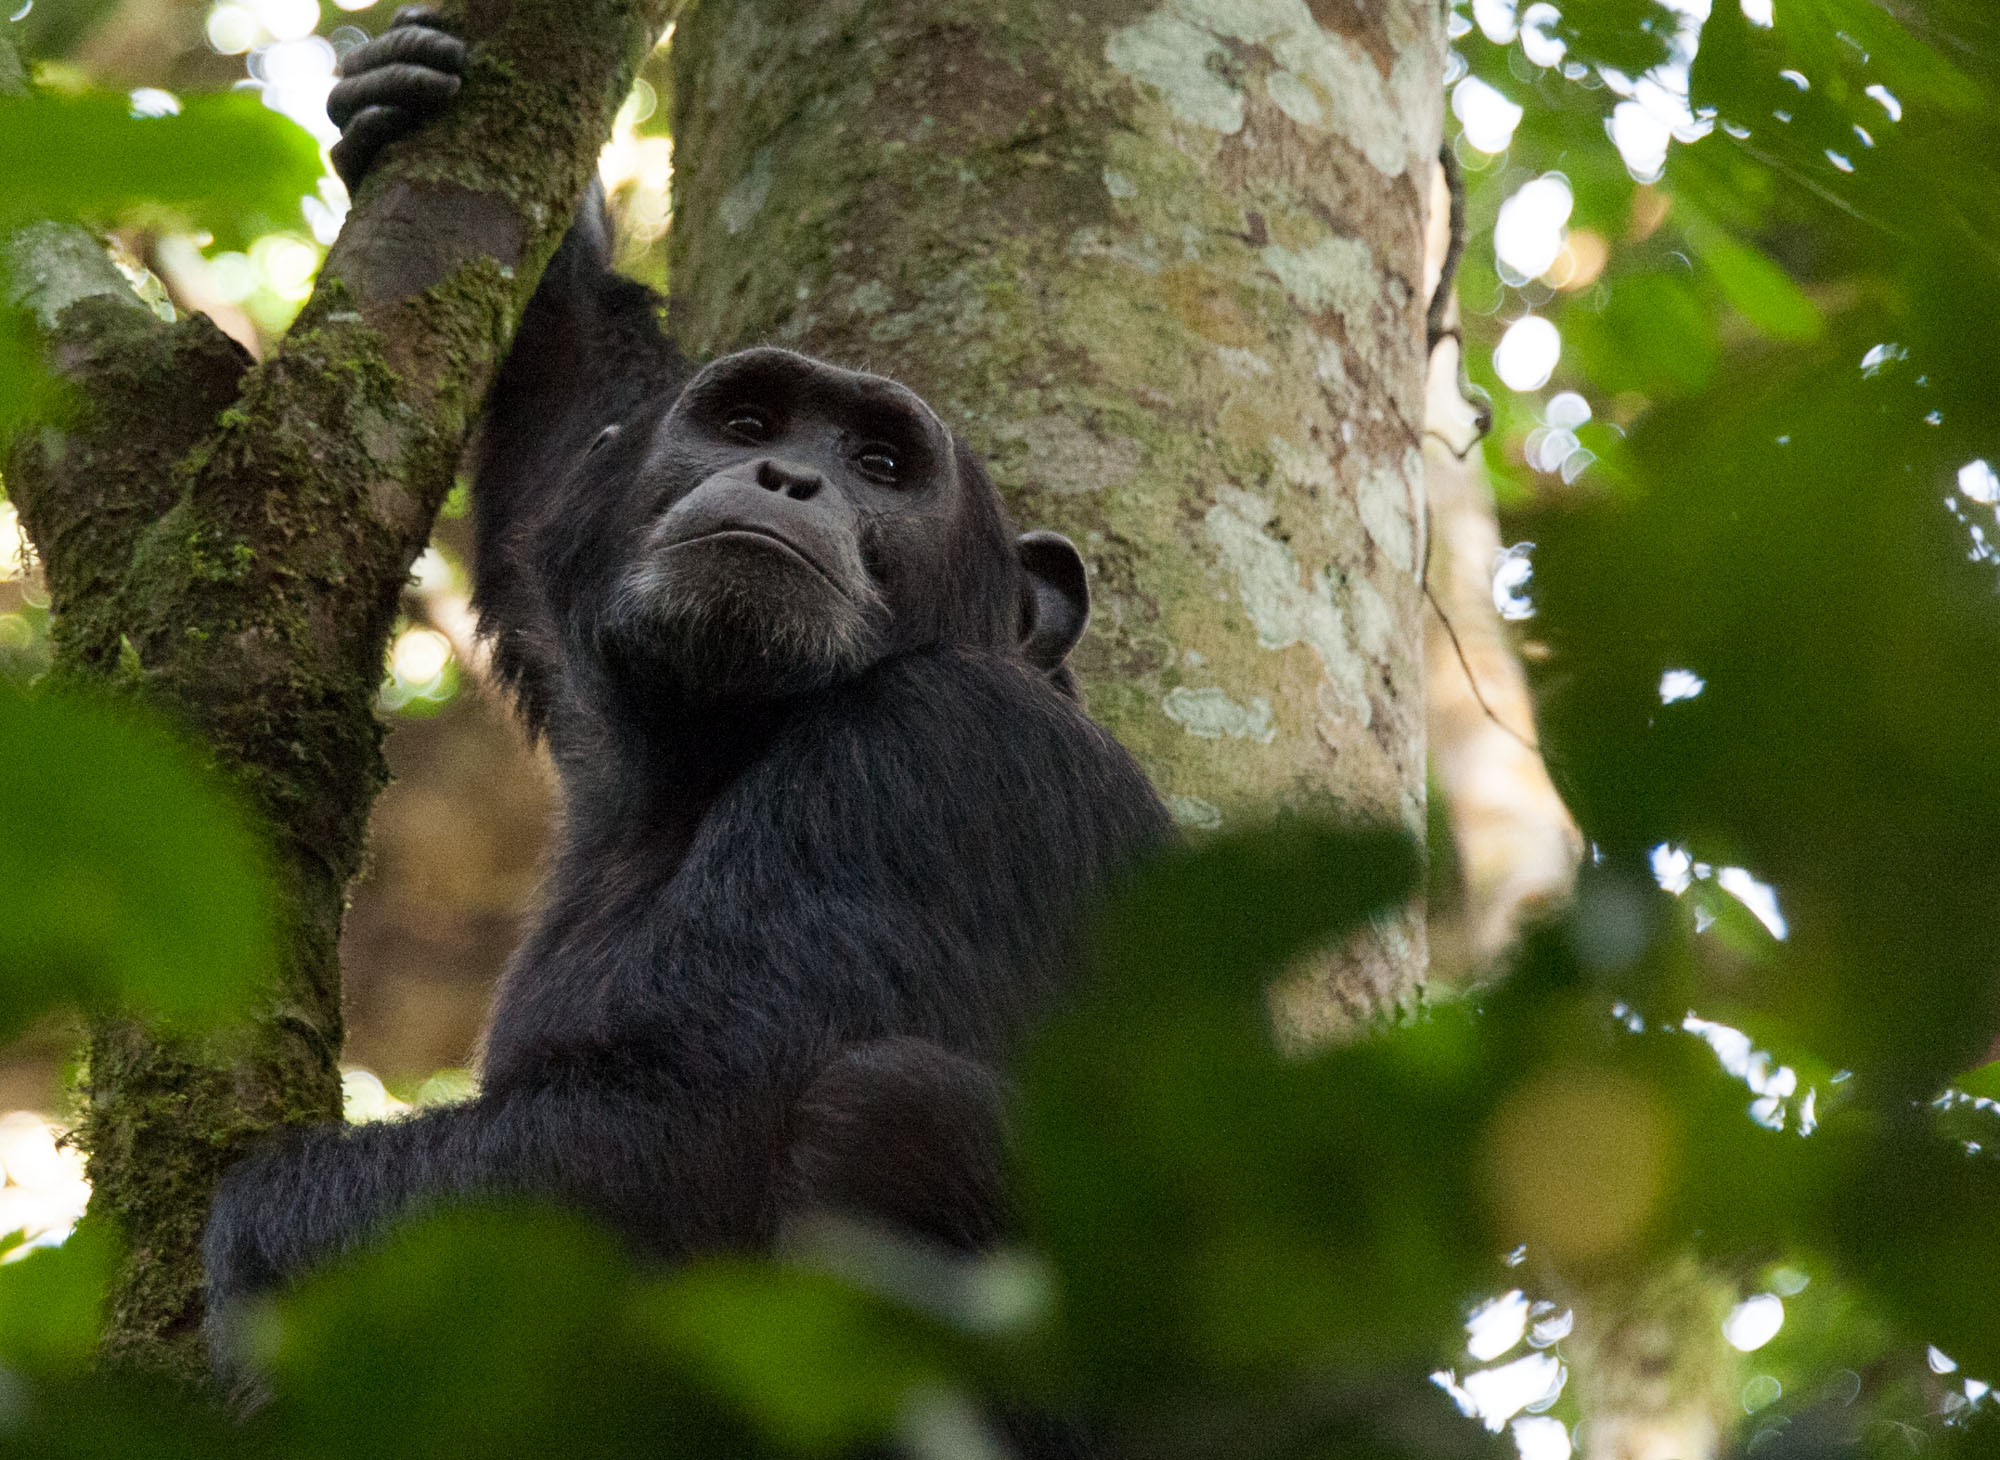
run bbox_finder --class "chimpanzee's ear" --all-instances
[1017,530,1089,673]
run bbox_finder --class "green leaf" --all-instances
[0,685,276,1040]
[0,1220,115,1369]
[1089,821,1421,995]
[1554,0,1682,76]
[1518,329,2000,1084]
[1823,1129,2000,1378]
[0,1370,252,1459]
[1957,1061,2000,1105]
[1679,209,1823,342]
[267,1205,728,1458]
[0,302,65,445]
[1560,272,1721,397]
[0,90,320,247]
[1025,852,1487,1400]
[640,1260,950,1453]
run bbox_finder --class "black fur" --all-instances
[205,11,1170,1363]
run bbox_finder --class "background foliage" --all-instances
[3,0,2000,1456]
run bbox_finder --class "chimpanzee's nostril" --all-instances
[756,459,823,501]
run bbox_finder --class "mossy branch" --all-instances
[3,0,669,1376]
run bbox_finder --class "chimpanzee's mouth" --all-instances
[666,527,848,597]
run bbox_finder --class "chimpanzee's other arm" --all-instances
[202,1052,726,1321]
[774,1038,1013,1253]
[467,183,686,726]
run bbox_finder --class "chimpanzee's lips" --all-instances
[666,527,847,596]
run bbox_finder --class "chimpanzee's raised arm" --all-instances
[468,184,686,732]
[326,7,686,730]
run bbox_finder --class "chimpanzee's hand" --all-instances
[326,6,465,193]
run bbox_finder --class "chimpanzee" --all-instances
[203,10,1170,1337]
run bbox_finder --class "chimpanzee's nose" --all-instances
[755,459,822,501]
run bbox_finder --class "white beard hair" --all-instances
[604,548,886,701]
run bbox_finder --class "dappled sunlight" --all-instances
[1682,1016,1810,1133]
[1657,669,1704,704]
[248,31,340,147]
[1495,315,1561,391]
[1523,391,1595,481]
[1468,1288,1531,1361]
[0,502,22,583]
[1492,541,1536,621]
[599,75,673,249]
[1495,174,1574,284]
[0,1111,87,1254]
[341,1067,409,1124]
[1722,1292,1782,1352]
[1650,843,1791,947]
[1434,1347,1568,1437]
[379,624,457,714]
[1455,75,1525,154]
[1955,460,1998,504]
[1930,1348,1998,1423]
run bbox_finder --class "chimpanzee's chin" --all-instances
[603,559,876,704]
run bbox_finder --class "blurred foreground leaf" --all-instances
[0,685,275,1040]
[0,1220,115,1369]
[640,1260,952,1453]
[1089,821,1422,995]
[1024,824,1468,1404]
[0,302,66,444]
[261,1206,741,1460]
[0,90,319,246]
[0,1370,252,1460]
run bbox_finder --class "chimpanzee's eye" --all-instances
[724,407,770,442]
[854,445,899,483]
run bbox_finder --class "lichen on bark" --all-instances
[669,0,1445,1034]
[4,0,670,1375]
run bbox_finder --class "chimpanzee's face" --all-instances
[601,348,1003,702]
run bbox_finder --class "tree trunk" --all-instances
[1565,1255,1741,1460]
[4,0,667,1376]
[668,0,1446,1035]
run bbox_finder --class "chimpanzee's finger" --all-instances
[340,19,464,78]
[328,62,460,130]
[390,4,452,29]
[329,104,412,192]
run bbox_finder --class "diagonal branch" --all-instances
[3,0,670,1374]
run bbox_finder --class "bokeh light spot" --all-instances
[1495,316,1561,391]
[1484,1064,1677,1266]
[1454,76,1525,154]
[1493,542,1536,621]
[1957,459,1999,505]
[1495,175,1574,281]
[250,0,318,42]
[1658,668,1705,703]
[1512,1416,1572,1460]
[1724,1293,1785,1352]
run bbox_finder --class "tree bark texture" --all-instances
[669,0,1446,1037]
[4,0,667,1374]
